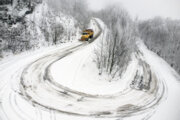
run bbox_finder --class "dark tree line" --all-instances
[0,0,13,5]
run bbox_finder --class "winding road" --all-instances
[0,19,168,120]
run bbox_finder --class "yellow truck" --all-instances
[80,29,94,41]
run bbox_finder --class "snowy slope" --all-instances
[1,1,81,58]
[25,1,81,47]
[137,40,180,120]
[0,19,103,120]
[0,17,180,120]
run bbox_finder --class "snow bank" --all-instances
[1,14,180,120]
[137,40,180,120]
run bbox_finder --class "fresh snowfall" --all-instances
[0,1,180,120]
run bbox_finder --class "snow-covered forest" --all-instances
[0,0,81,56]
[0,0,179,75]
[138,18,180,74]
[93,6,180,76]
[94,6,137,77]
[0,0,180,120]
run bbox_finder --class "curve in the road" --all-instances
[0,19,167,120]
[18,19,167,118]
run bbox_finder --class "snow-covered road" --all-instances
[0,19,180,120]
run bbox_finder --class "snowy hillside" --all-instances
[0,1,81,58]
[25,2,81,46]
[137,40,180,120]
[0,1,180,120]
[0,17,180,120]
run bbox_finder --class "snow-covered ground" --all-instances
[137,40,180,120]
[0,18,180,120]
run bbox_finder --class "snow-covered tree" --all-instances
[95,5,137,77]
[138,17,180,74]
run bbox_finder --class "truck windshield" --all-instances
[82,32,88,35]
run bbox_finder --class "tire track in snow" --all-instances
[19,19,166,118]
[0,19,167,120]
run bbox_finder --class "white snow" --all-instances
[0,16,180,120]
[137,40,180,120]
[25,1,81,47]
[50,19,138,95]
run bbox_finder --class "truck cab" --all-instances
[80,29,94,41]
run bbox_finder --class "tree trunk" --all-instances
[109,32,118,74]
